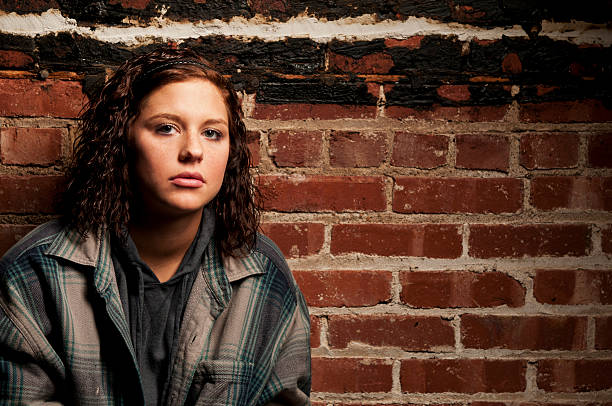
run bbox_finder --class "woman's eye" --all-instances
[203,129,222,139]
[156,124,177,135]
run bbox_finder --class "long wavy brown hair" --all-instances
[61,47,260,256]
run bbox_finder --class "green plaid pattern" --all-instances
[0,221,310,405]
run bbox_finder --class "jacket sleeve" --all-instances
[263,289,311,406]
[0,248,64,406]
[0,303,64,405]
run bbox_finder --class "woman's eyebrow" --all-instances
[144,114,228,127]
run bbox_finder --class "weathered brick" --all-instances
[393,177,522,214]
[0,79,85,118]
[293,270,391,307]
[520,100,612,123]
[331,224,462,258]
[603,225,612,255]
[401,359,526,393]
[260,223,324,258]
[470,403,573,406]
[0,50,33,68]
[588,133,612,168]
[252,103,376,120]
[268,131,322,167]
[537,359,612,392]
[385,36,424,49]
[329,52,394,74]
[437,85,470,102]
[391,132,448,168]
[310,316,322,348]
[328,314,454,350]
[386,105,508,122]
[596,316,612,350]
[534,269,612,305]
[469,224,590,258]
[259,175,386,212]
[329,131,387,168]
[0,128,63,165]
[312,357,392,393]
[246,130,260,167]
[0,175,64,214]
[0,224,36,257]
[502,53,522,74]
[400,271,525,308]
[461,315,587,350]
[256,78,376,109]
[520,133,579,169]
[531,177,612,211]
[108,0,150,10]
[456,134,510,171]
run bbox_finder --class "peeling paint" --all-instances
[0,9,609,45]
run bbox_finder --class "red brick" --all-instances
[310,316,321,348]
[293,270,391,307]
[386,105,508,122]
[471,403,572,406]
[534,269,612,305]
[437,85,470,102]
[260,223,324,258]
[469,224,590,258]
[0,1,59,12]
[0,50,33,68]
[329,52,394,74]
[520,133,579,169]
[0,224,36,257]
[588,133,612,168]
[456,134,510,171]
[312,357,392,393]
[108,0,150,9]
[328,314,454,351]
[0,79,85,118]
[520,100,612,123]
[502,53,522,74]
[331,223,462,258]
[0,128,63,165]
[268,130,322,167]
[401,359,526,393]
[531,177,612,211]
[0,175,64,214]
[596,316,612,350]
[393,177,522,214]
[246,130,260,167]
[537,359,612,392]
[259,175,386,212]
[461,315,587,350]
[400,271,525,308]
[385,36,424,49]
[391,132,448,168]
[248,0,287,13]
[603,225,612,255]
[329,131,387,168]
[252,103,376,120]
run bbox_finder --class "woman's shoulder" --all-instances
[253,232,290,276]
[0,220,64,266]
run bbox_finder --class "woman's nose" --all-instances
[178,131,203,162]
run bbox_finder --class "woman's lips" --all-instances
[170,172,204,188]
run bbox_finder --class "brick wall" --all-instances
[1,1,611,404]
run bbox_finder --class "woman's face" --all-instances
[129,78,230,218]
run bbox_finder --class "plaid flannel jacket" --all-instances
[0,221,311,405]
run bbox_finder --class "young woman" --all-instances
[0,48,311,405]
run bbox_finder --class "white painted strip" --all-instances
[0,9,609,45]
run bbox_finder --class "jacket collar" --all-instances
[45,224,267,292]
[45,225,115,294]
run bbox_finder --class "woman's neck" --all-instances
[128,208,202,283]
